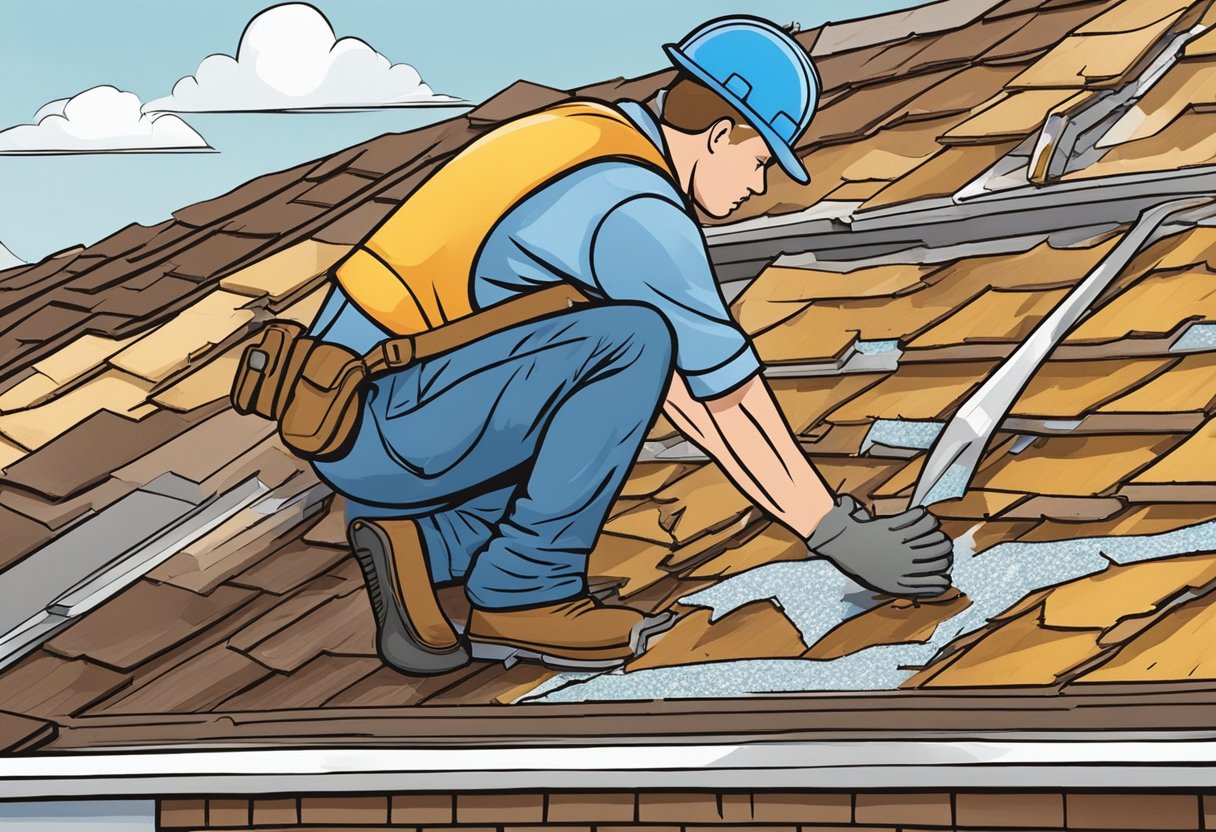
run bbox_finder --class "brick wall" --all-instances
[158,790,1216,831]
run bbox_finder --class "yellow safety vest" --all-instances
[335,101,677,336]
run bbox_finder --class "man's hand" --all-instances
[659,370,954,598]
[806,494,954,598]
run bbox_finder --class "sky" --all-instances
[0,0,928,263]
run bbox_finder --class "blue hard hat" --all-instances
[664,16,820,184]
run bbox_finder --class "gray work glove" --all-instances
[806,494,954,599]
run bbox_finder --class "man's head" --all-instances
[659,75,774,218]
[659,16,821,218]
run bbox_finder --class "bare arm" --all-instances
[661,370,835,539]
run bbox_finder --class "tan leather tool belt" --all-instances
[231,282,593,461]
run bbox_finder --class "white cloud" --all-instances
[0,242,24,271]
[145,3,466,113]
[0,86,211,155]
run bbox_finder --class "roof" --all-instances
[5,0,1216,754]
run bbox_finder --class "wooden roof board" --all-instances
[731,262,939,335]
[1075,0,1202,34]
[1010,357,1176,418]
[941,88,1087,142]
[769,374,891,435]
[1065,109,1216,179]
[969,433,1186,495]
[1065,268,1216,343]
[627,599,808,671]
[107,289,260,383]
[859,141,1021,209]
[1073,592,1216,682]
[917,607,1102,687]
[907,286,1071,348]
[1041,553,1216,629]
[218,239,350,303]
[806,589,971,660]
[826,361,1000,424]
[1097,59,1216,148]
[1009,12,1185,88]
[1128,417,1216,486]
[1098,352,1216,414]
[773,239,1115,352]
[1019,503,1216,542]
[0,369,156,451]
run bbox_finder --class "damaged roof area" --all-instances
[5,0,1216,751]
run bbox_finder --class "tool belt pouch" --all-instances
[231,321,368,462]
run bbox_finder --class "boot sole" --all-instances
[349,520,471,676]
[468,609,678,671]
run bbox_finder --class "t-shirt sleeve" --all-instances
[588,194,762,400]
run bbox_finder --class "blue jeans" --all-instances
[307,285,673,610]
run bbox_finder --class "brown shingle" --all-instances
[1077,593,1216,682]
[807,589,971,660]
[969,433,1183,496]
[627,600,808,671]
[827,361,998,423]
[920,608,1101,686]
[1010,13,1183,88]
[44,579,257,671]
[1011,357,1175,419]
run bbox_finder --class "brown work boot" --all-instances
[466,595,677,670]
[347,518,470,675]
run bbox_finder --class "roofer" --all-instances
[302,16,955,675]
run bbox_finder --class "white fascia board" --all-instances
[7,737,1216,797]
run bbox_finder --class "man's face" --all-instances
[690,125,773,218]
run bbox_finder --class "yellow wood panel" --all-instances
[220,240,350,302]
[1130,417,1216,485]
[1010,15,1184,89]
[827,361,998,423]
[627,600,807,671]
[1077,594,1216,682]
[1042,553,1216,629]
[1066,269,1216,343]
[1012,357,1174,418]
[970,433,1181,496]
[908,287,1070,348]
[1098,352,1216,413]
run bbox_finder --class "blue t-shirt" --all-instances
[312,100,761,400]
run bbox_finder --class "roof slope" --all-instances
[5,0,1216,752]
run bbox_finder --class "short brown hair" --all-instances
[660,75,761,143]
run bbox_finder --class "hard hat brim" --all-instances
[663,43,811,185]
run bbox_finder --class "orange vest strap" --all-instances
[335,101,675,336]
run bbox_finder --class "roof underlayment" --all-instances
[6,0,1216,751]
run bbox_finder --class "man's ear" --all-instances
[705,117,734,155]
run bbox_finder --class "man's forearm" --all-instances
[661,370,835,539]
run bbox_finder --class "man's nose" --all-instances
[750,170,767,196]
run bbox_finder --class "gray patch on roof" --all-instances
[530,519,1216,701]
[1171,323,1216,353]
[862,419,944,455]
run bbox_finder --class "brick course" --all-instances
[157,789,1213,830]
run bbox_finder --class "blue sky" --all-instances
[0,0,925,263]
